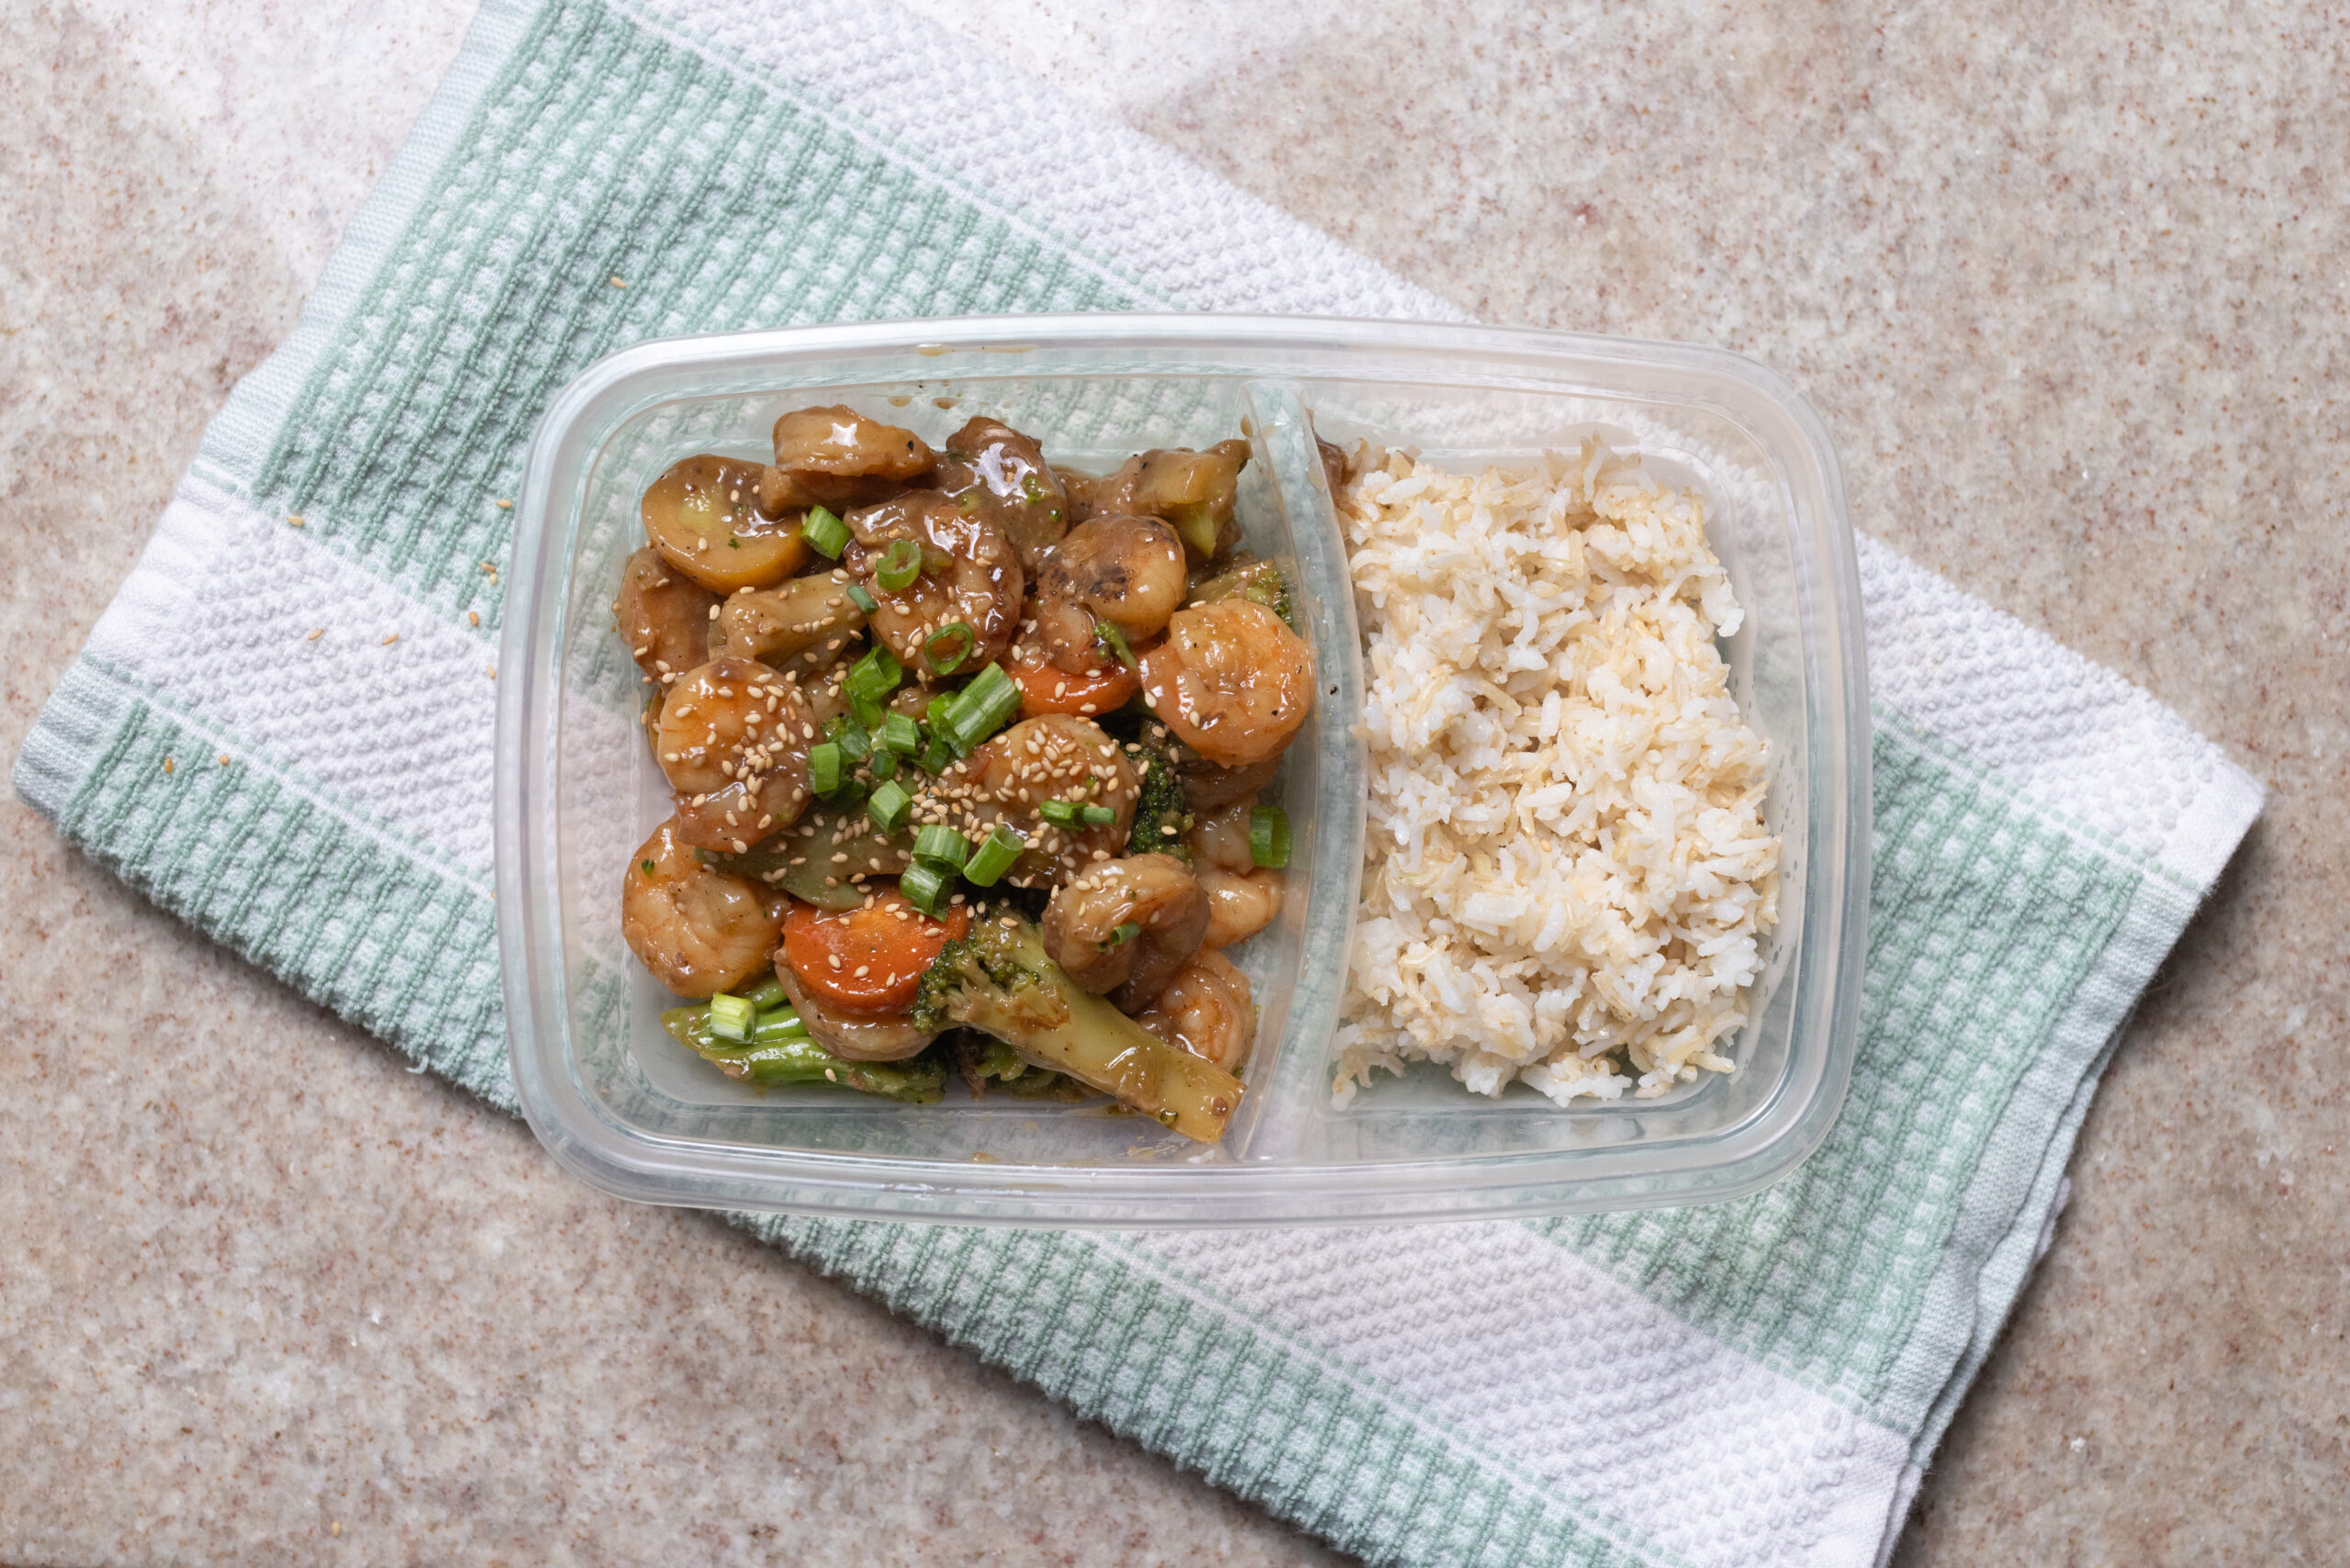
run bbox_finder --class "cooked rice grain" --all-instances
[1334,440,1780,1104]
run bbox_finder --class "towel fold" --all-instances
[13,2,2261,1562]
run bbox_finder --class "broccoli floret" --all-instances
[910,915,1244,1143]
[1188,557,1294,630]
[1122,733,1192,861]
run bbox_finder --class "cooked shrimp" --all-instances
[1139,599,1315,767]
[621,819,785,997]
[655,656,817,850]
[718,568,867,679]
[936,416,1068,573]
[1136,948,1256,1075]
[921,713,1140,888]
[774,404,934,480]
[1186,799,1257,872]
[1186,800,1282,946]
[1065,441,1250,560]
[1033,513,1188,675]
[775,959,936,1062]
[1195,868,1282,948]
[1175,747,1282,812]
[1041,853,1208,1006]
[614,545,717,684]
[643,454,809,592]
[845,492,1021,680]
[758,405,936,517]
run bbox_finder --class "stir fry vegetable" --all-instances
[614,404,1308,1142]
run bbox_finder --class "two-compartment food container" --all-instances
[498,314,1869,1226]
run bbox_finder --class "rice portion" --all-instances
[1334,440,1780,1104]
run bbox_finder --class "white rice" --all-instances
[1333,440,1781,1104]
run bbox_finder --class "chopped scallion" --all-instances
[899,859,952,917]
[912,824,969,868]
[828,715,872,764]
[944,663,1019,755]
[707,991,756,1043]
[878,712,922,756]
[875,538,922,592]
[1079,802,1116,826]
[962,823,1024,887]
[867,778,912,834]
[808,741,842,797]
[1101,922,1140,951]
[800,505,848,558]
[923,622,975,674]
[868,748,900,781]
[1249,804,1292,868]
[845,583,878,614]
[1094,619,1136,668]
[1037,799,1082,828]
[844,644,901,729]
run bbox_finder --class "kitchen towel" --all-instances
[11,2,2263,1563]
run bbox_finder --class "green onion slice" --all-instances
[808,741,842,797]
[800,505,848,558]
[828,715,872,764]
[1037,799,1082,828]
[1102,922,1140,951]
[899,859,952,917]
[1248,804,1292,868]
[867,778,912,834]
[944,663,1019,756]
[912,824,970,868]
[878,712,922,756]
[707,992,756,1043]
[867,748,900,782]
[1094,619,1136,668]
[845,644,901,702]
[875,538,922,592]
[845,583,878,614]
[923,622,974,675]
[1079,803,1116,827]
[917,738,954,776]
[962,823,1024,888]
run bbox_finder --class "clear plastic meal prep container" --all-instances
[498,313,1869,1227]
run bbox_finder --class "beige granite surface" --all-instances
[2,0,2344,1562]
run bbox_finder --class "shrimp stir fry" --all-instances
[614,404,1311,1136]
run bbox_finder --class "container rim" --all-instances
[497,311,1870,1226]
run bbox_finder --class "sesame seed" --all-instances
[162,756,175,774]
[286,514,305,528]
[307,628,325,641]
[218,754,230,766]
[496,498,513,510]
[382,633,399,645]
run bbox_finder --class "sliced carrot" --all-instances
[1008,641,1145,719]
[782,888,970,1015]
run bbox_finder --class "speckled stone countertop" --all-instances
[3,1,2343,1562]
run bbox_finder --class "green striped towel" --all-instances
[13,2,2262,1562]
